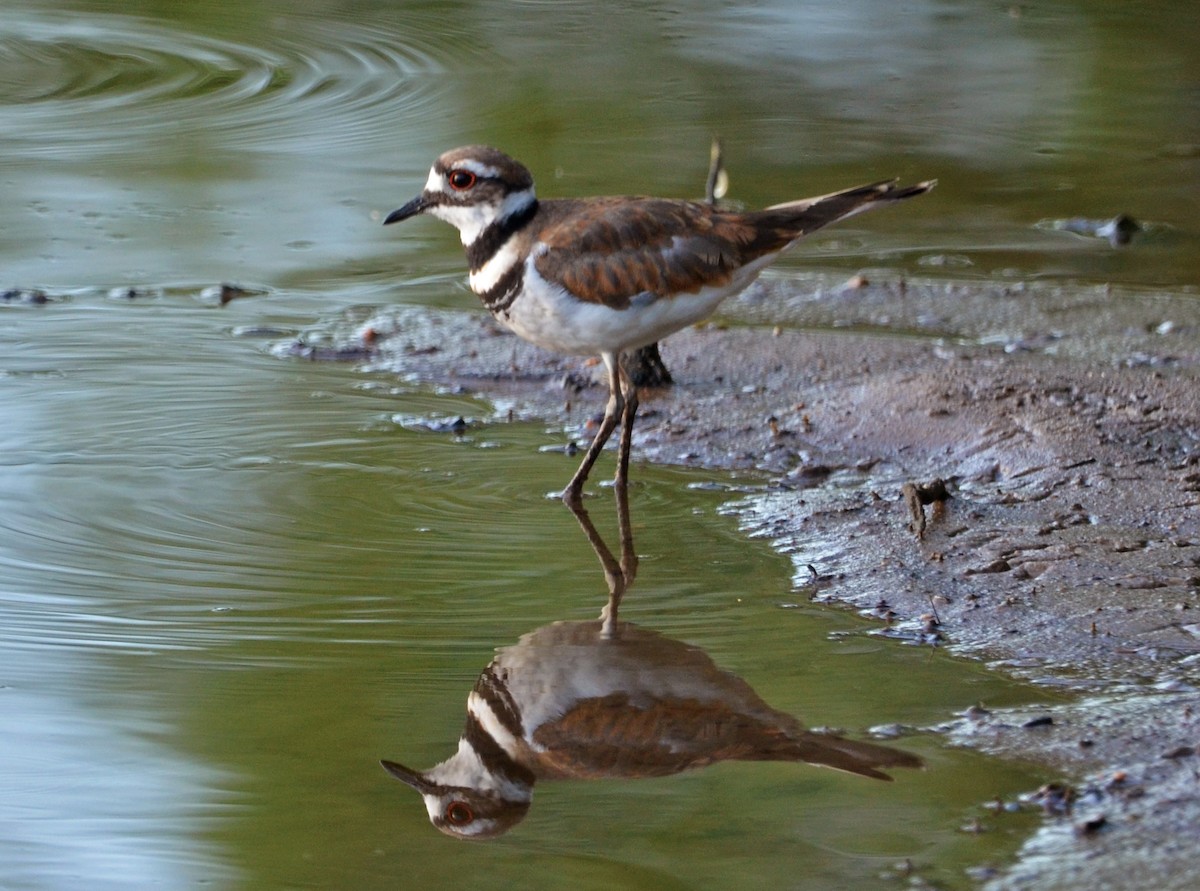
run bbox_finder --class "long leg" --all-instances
[614,361,639,495]
[562,351,623,508]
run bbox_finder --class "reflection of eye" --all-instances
[448,170,476,191]
[445,801,474,825]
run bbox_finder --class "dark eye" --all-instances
[445,801,474,825]
[448,170,476,191]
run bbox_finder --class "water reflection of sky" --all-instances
[1,683,234,890]
[674,0,1085,163]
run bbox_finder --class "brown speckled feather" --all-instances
[531,198,745,309]
[531,691,920,781]
[531,692,799,778]
[532,180,930,309]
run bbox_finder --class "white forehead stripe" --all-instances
[456,159,501,179]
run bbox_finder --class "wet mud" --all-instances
[317,272,1200,889]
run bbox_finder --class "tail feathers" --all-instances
[761,178,936,237]
[785,731,924,782]
[766,178,936,212]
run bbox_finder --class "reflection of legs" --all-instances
[614,361,638,496]
[566,475,637,639]
[563,351,624,508]
[614,468,637,601]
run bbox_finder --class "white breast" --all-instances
[496,250,774,356]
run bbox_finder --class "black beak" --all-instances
[383,195,430,225]
[380,759,441,794]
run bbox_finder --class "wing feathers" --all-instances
[532,180,933,310]
[530,692,922,781]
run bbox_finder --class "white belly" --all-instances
[494,255,772,356]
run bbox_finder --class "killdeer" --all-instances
[381,619,922,839]
[384,146,934,504]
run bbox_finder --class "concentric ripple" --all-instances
[0,11,462,158]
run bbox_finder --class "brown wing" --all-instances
[532,179,934,310]
[531,692,923,781]
[532,198,788,310]
[530,692,797,779]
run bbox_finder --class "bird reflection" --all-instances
[381,485,921,839]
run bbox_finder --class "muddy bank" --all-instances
[303,273,1200,889]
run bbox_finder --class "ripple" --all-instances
[0,11,460,158]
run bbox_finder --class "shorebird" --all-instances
[381,619,922,839]
[384,146,933,504]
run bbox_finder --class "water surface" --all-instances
[3,1,1194,888]
[0,288,1049,888]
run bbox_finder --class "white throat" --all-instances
[426,738,531,800]
[429,186,537,246]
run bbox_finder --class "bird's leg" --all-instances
[614,362,639,495]
[562,352,623,508]
[601,372,639,636]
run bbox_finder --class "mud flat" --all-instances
[323,272,1200,889]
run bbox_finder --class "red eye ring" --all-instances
[448,169,476,191]
[445,801,474,825]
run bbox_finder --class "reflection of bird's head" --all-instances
[381,701,537,840]
[380,756,533,839]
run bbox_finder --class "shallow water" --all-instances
[2,1,1195,889]
[0,289,1047,889]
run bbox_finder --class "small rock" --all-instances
[965,559,1012,575]
[1032,782,1076,815]
[1075,815,1108,836]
